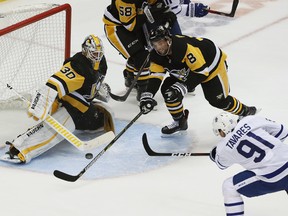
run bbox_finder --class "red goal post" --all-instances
[0,3,71,109]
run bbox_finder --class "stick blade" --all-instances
[109,92,128,102]
[208,0,239,17]
[142,133,171,156]
[109,53,150,102]
[142,133,210,157]
[142,133,153,156]
[230,0,239,17]
[53,170,80,182]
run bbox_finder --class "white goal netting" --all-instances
[0,3,71,109]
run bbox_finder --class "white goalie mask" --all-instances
[82,35,104,63]
[212,112,239,136]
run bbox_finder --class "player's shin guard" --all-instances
[136,79,148,101]
[162,82,188,120]
[125,57,150,101]
[135,67,150,101]
[123,69,134,88]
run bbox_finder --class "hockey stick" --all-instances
[142,133,209,156]
[143,23,153,52]
[109,53,150,102]
[53,110,144,182]
[207,0,239,17]
[2,83,115,151]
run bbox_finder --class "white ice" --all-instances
[0,0,287,215]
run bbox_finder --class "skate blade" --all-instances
[161,130,188,138]
[256,108,262,114]
[0,154,23,164]
[187,92,196,96]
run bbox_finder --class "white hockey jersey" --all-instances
[162,0,193,17]
[214,115,288,183]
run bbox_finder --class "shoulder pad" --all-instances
[64,52,92,76]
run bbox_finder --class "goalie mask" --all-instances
[82,35,104,63]
[212,112,239,136]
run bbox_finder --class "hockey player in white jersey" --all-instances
[210,112,288,215]
[164,0,208,18]
[162,0,209,34]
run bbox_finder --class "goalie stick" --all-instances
[53,110,144,182]
[142,133,209,156]
[109,53,150,102]
[2,82,115,151]
[207,0,239,17]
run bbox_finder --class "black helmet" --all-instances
[149,24,171,42]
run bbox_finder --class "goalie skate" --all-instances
[0,152,23,164]
[0,142,25,164]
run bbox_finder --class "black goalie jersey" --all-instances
[46,52,107,113]
[147,35,227,95]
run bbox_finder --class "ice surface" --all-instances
[0,0,287,215]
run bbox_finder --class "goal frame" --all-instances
[0,3,72,59]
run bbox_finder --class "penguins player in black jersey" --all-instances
[139,25,257,136]
[2,35,114,163]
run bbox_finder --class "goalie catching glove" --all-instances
[94,82,111,103]
[28,85,58,121]
[139,92,157,114]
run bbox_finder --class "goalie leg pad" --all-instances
[5,107,75,163]
[28,85,58,121]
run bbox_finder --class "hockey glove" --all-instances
[28,85,58,121]
[209,147,217,162]
[162,11,177,27]
[143,2,170,23]
[188,3,209,17]
[139,92,156,114]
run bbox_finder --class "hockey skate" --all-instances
[187,86,196,95]
[187,88,196,96]
[0,142,25,164]
[240,105,257,117]
[161,109,189,137]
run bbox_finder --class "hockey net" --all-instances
[0,3,71,109]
